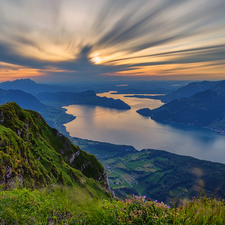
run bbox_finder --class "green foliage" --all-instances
[0,102,109,196]
[70,137,225,203]
[0,187,225,224]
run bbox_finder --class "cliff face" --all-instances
[0,102,109,192]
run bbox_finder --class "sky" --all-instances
[0,0,224,83]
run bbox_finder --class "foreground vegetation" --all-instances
[0,186,225,224]
[0,102,109,192]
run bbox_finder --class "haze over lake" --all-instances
[64,92,225,164]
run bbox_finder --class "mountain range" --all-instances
[0,79,131,110]
[160,80,219,103]
[131,80,225,103]
[0,81,131,129]
[137,80,225,133]
[0,79,75,95]
[138,90,225,126]
[36,90,131,109]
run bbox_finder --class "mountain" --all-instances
[0,102,110,197]
[137,90,225,127]
[0,79,76,95]
[131,80,223,103]
[160,80,217,103]
[155,80,225,103]
[210,80,225,97]
[36,90,131,109]
[0,88,47,111]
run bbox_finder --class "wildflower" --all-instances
[147,198,151,201]
[143,196,146,198]
[167,206,170,209]
[155,200,158,202]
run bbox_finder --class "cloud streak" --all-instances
[0,0,224,82]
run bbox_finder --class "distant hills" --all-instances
[0,80,131,130]
[137,80,225,133]
[131,80,225,103]
[36,90,131,109]
[0,88,74,128]
[160,80,218,103]
[0,79,74,95]
[0,79,131,110]
[0,88,47,111]
[138,90,225,127]
[0,79,180,96]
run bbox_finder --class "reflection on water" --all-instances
[63,91,225,164]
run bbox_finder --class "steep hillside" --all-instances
[0,102,109,197]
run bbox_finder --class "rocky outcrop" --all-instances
[69,151,80,164]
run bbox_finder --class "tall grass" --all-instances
[0,185,225,224]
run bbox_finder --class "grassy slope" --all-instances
[0,102,110,198]
[0,187,225,224]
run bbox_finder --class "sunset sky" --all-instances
[0,0,224,83]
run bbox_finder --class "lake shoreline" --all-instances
[60,91,225,164]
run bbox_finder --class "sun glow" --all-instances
[91,55,102,64]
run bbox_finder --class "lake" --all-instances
[63,91,225,164]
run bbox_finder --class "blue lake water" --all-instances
[63,91,225,164]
